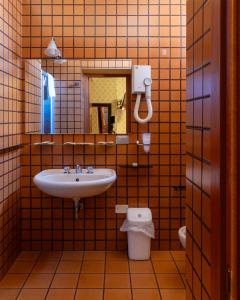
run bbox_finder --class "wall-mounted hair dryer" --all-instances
[132,65,153,124]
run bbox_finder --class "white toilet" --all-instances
[178,226,186,248]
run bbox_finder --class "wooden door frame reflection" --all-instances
[83,73,132,134]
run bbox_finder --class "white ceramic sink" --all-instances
[33,168,117,200]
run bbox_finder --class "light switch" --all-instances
[115,205,128,214]
[116,135,129,144]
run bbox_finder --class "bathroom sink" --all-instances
[33,168,117,200]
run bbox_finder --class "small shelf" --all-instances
[63,142,115,146]
[118,163,154,168]
[97,142,115,146]
[63,142,94,146]
[32,141,56,146]
[31,142,115,147]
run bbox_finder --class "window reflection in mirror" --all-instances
[24,59,131,134]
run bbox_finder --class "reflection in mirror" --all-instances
[24,59,131,134]
[89,77,126,134]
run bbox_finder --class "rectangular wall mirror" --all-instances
[24,59,132,134]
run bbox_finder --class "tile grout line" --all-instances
[0,250,186,300]
[73,251,84,300]
[41,252,63,300]
[170,251,186,288]
[150,256,163,300]
[128,256,133,300]
[14,252,42,299]
[102,251,106,300]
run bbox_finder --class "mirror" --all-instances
[24,59,132,134]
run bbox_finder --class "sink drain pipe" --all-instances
[73,199,84,220]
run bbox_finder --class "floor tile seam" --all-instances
[154,272,183,274]
[102,252,107,300]
[170,251,186,262]
[56,259,83,274]
[169,254,186,288]
[152,262,182,274]
[83,251,106,261]
[73,254,84,300]
[1,252,186,297]
[150,258,163,300]
[158,287,187,290]
[13,253,42,299]
[43,252,63,300]
[132,287,186,290]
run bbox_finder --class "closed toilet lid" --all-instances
[127,208,152,224]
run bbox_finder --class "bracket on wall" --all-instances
[118,163,154,168]
[0,144,25,154]
[173,185,186,191]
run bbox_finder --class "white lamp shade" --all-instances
[44,38,61,57]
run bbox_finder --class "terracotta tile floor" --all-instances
[0,251,186,300]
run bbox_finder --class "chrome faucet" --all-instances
[86,166,94,174]
[75,164,82,174]
[63,166,71,174]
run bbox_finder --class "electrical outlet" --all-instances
[115,205,128,214]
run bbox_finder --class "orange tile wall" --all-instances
[41,60,85,134]
[0,0,22,279]
[21,0,186,251]
[185,0,211,299]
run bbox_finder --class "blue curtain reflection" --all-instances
[42,71,56,133]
